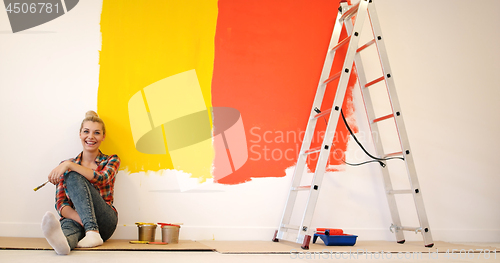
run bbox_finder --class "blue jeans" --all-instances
[60,171,118,249]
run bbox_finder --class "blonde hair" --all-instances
[80,110,106,135]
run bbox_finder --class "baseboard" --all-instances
[1,222,498,243]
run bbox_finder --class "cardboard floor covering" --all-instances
[199,240,499,254]
[0,237,213,251]
[0,237,497,254]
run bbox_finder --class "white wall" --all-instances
[0,0,498,243]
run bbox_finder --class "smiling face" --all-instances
[80,121,105,153]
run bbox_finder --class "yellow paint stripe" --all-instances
[140,89,151,113]
[140,89,155,129]
[161,124,170,153]
[97,0,218,173]
[207,108,213,129]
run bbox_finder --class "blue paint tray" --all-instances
[312,233,358,246]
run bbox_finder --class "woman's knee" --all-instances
[64,171,87,187]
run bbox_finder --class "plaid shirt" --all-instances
[55,150,120,217]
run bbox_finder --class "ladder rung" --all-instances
[340,2,360,21]
[281,224,300,230]
[312,108,331,120]
[365,76,385,88]
[398,226,423,233]
[383,151,403,158]
[372,113,394,124]
[304,147,321,155]
[323,71,341,85]
[292,185,311,191]
[357,39,376,53]
[390,224,425,234]
[387,189,413,195]
[331,36,351,53]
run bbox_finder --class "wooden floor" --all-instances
[1,237,497,254]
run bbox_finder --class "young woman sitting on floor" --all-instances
[41,111,120,255]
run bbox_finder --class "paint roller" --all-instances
[316,228,344,235]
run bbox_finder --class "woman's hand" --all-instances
[48,161,70,185]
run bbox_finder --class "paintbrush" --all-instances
[33,180,49,191]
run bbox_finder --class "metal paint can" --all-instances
[136,222,157,242]
[158,223,180,244]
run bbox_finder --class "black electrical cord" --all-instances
[316,107,404,167]
[339,109,404,167]
[342,159,382,166]
[314,106,404,167]
[342,156,405,167]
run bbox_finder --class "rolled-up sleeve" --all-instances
[89,155,120,186]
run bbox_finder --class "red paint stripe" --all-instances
[226,148,235,172]
[212,0,356,184]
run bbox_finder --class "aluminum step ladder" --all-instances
[272,0,434,249]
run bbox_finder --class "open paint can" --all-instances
[136,222,157,242]
[158,223,180,244]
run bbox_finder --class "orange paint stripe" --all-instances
[221,132,235,172]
